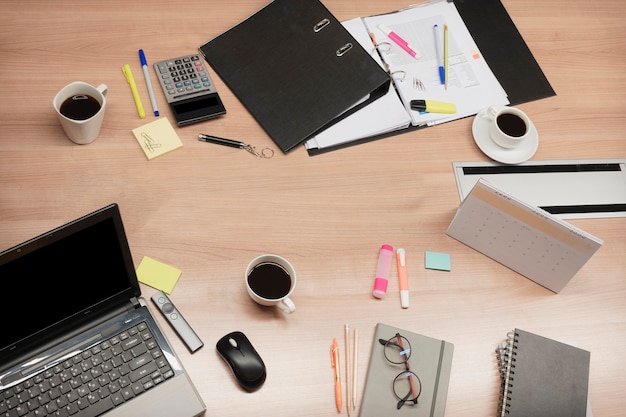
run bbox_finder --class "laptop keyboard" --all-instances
[1,322,174,417]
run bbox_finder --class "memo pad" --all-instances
[425,251,451,271]
[136,255,182,294]
[446,179,603,293]
[132,117,183,160]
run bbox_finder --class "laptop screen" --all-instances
[0,204,140,362]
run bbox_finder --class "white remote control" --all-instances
[151,291,204,353]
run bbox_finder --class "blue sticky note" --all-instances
[425,251,451,271]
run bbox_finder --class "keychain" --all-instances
[198,133,274,158]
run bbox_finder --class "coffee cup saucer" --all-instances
[472,106,538,164]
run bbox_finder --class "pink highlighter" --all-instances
[372,244,394,299]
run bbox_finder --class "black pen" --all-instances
[198,133,274,158]
[198,133,247,149]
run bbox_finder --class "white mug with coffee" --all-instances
[53,81,108,145]
[485,105,531,149]
[245,254,296,314]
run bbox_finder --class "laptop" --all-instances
[0,203,206,417]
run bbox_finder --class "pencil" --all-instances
[345,324,350,416]
[352,328,358,410]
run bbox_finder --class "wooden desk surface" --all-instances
[1,1,625,416]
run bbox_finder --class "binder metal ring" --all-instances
[313,18,330,32]
[336,43,353,57]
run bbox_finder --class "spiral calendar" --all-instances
[446,179,603,292]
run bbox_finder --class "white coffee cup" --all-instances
[245,254,296,314]
[53,81,108,145]
[485,105,531,149]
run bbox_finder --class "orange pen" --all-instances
[330,338,342,413]
[396,248,410,308]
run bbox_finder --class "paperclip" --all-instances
[413,77,425,91]
[141,132,162,152]
[198,133,274,158]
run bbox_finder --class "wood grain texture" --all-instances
[1,1,625,416]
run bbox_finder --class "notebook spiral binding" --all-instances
[497,331,518,416]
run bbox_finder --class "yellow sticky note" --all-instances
[136,256,182,294]
[131,117,183,160]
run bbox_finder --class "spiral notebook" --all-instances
[496,329,590,417]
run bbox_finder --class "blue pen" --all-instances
[433,24,445,85]
[138,49,159,116]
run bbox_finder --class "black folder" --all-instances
[454,0,555,106]
[199,0,390,153]
[306,0,556,155]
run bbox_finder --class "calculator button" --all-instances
[154,54,222,107]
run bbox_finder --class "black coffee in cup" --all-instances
[247,262,292,299]
[496,112,527,137]
[60,94,101,120]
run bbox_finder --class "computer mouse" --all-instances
[216,331,266,391]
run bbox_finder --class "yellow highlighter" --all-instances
[410,99,457,114]
[122,64,146,119]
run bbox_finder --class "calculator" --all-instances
[153,54,226,126]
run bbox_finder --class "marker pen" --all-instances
[433,24,445,85]
[138,49,159,117]
[373,244,393,299]
[378,25,421,59]
[396,248,409,308]
[410,99,456,114]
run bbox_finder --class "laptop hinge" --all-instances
[129,297,141,309]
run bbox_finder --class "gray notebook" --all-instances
[359,323,454,417]
[498,329,590,417]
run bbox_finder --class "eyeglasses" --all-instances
[378,333,422,410]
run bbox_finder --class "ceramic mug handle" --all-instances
[485,105,500,120]
[97,84,108,98]
[278,297,296,314]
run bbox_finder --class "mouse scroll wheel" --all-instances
[229,338,238,349]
